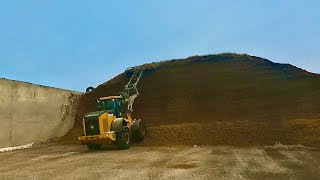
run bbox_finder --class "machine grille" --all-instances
[85,117,100,136]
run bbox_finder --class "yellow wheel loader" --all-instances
[79,69,145,150]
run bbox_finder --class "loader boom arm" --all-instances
[120,68,144,111]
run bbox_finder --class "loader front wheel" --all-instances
[86,143,101,150]
[133,120,146,142]
[116,127,131,150]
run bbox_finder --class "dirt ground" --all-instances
[0,145,319,180]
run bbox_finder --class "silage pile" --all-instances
[60,53,320,148]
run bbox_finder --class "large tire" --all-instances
[86,87,94,93]
[87,143,102,150]
[116,127,131,150]
[133,120,146,142]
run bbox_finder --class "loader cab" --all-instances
[96,96,124,117]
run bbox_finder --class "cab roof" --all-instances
[99,96,122,101]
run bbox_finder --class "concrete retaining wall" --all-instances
[0,78,82,148]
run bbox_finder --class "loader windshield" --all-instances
[97,99,116,111]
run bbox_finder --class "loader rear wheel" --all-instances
[86,143,101,150]
[116,126,131,150]
[133,120,146,142]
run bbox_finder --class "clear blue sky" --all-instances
[1,1,319,92]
